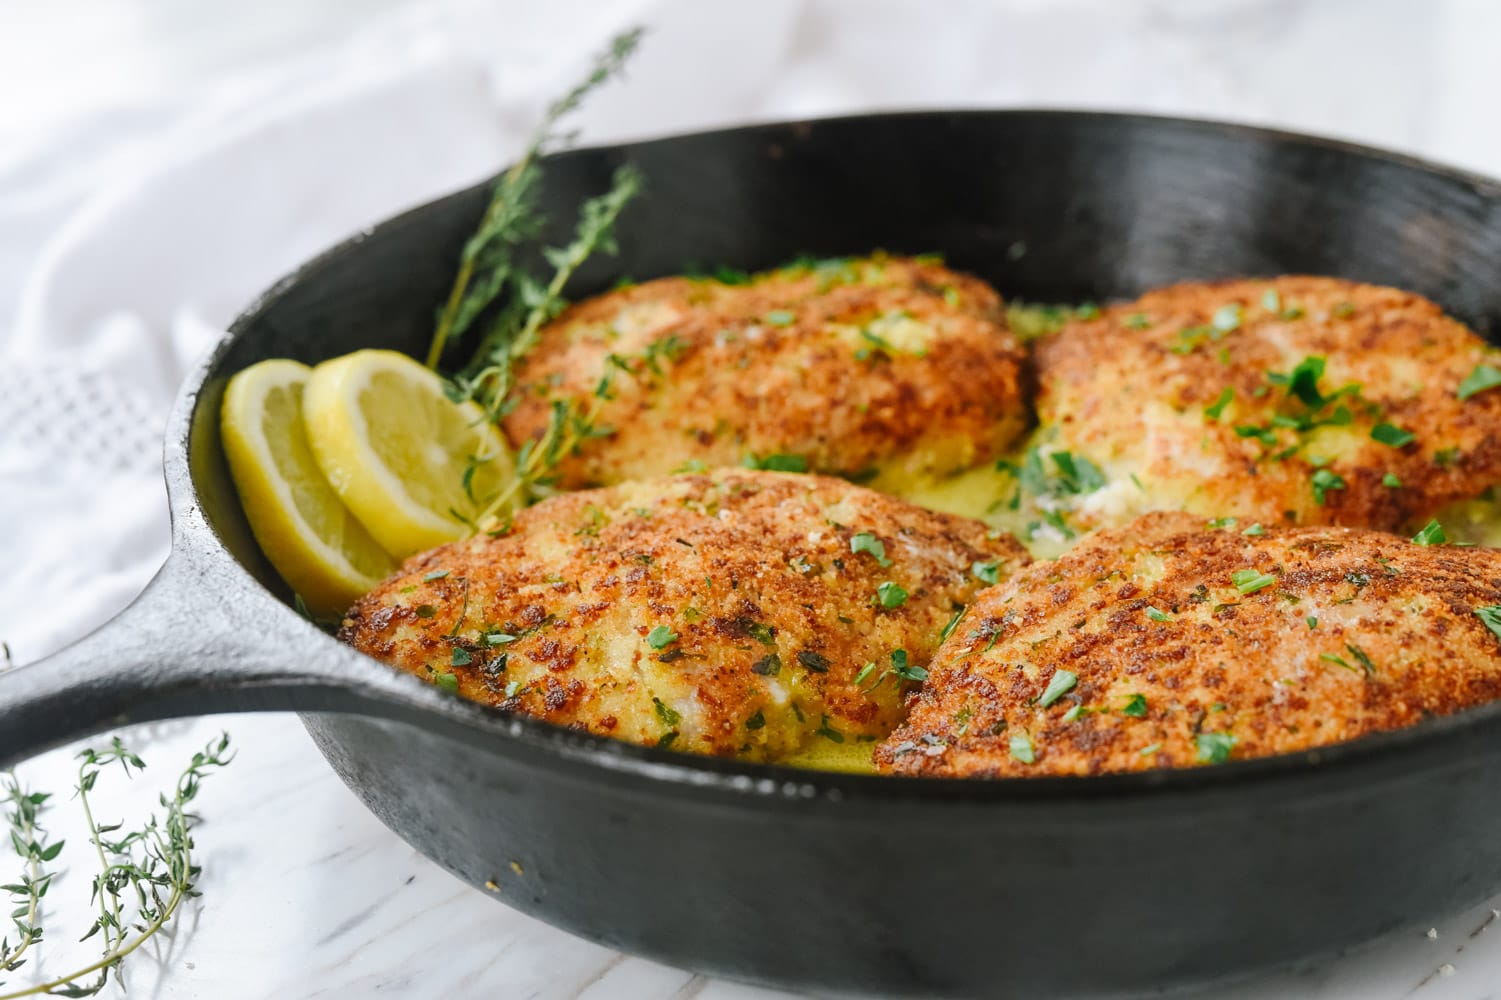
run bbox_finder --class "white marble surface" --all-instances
[7,1,1501,996]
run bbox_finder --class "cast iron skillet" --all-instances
[5,111,1501,999]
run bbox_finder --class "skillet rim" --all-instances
[182,107,1501,804]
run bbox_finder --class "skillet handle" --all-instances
[0,548,409,769]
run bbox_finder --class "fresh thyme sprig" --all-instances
[425,26,644,374]
[424,28,646,523]
[0,734,231,1000]
[0,776,55,989]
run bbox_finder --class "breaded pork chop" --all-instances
[1030,277,1501,538]
[502,255,1028,491]
[340,470,1027,761]
[877,512,1501,777]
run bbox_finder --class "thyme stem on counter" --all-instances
[0,735,232,1000]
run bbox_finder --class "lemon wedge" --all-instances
[301,349,516,559]
[220,359,396,619]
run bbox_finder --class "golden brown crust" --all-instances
[340,470,1027,761]
[502,256,1028,488]
[876,511,1501,777]
[1032,276,1501,534]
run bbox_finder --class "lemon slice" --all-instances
[220,359,396,619]
[301,349,517,559]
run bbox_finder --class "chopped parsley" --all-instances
[1307,616,1318,629]
[1231,569,1277,595]
[744,452,808,473]
[415,604,437,619]
[1195,731,1237,765]
[889,649,928,683]
[1207,516,1238,529]
[646,625,679,649]
[1051,451,1107,493]
[1125,312,1152,329]
[1476,605,1501,643]
[1371,423,1416,448]
[1312,468,1346,505]
[485,631,516,646]
[1038,669,1077,707]
[797,650,831,673]
[1009,733,1035,764]
[938,606,967,643]
[876,581,909,609]
[1211,303,1243,332]
[1139,742,1162,757]
[435,672,460,694]
[1145,606,1173,622]
[451,647,472,667]
[1122,694,1148,717]
[1382,473,1403,488]
[765,309,796,326]
[1458,363,1501,401]
[814,715,845,743]
[746,709,766,730]
[423,569,451,582]
[1346,643,1376,675]
[1205,388,1234,420]
[971,560,1002,585]
[1412,519,1447,546]
[1319,652,1357,672]
[1261,288,1281,312]
[851,531,892,567]
[853,662,875,686]
[751,652,781,676]
[1060,704,1083,723]
[1243,523,1266,536]
[653,697,682,728]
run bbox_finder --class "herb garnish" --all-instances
[850,532,892,567]
[814,716,845,743]
[1231,569,1276,595]
[1145,606,1173,622]
[1458,363,1501,401]
[647,625,679,650]
[743,453,808,473]
[1311,468,1346,505]
[1122,694,1148,717]
[797,650,831,673]
[0,736,231,998]
[876,582,909,609]
[1195,732,1237,765]
[1038,670,1077,708]
[1009,733,1035,764]
[1205,388,1234,420]
[1412,520,1447,546]
[971,560,1002,585]
[1476,605,1501,643]
[1371,423,1416,448]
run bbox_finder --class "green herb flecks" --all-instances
[1231,569,1277,595]
[1038,670,1077,708]
[1195,731,1237,765]
[1122,694,1148,717]
[1009,733,1035,764]
[814,715,845,744]
[1412,520,1447,546]
[850,532,892,567]
[1476,605,1501,643]
[1312,468,1346,505]
[1371,423,1416,448]
[971,560,1002,585]
[1205,388,1234,420]
[646,625,679,649]
[1458,364,1501,401]
[742,452,808,473]
[1145,606,1173,623]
